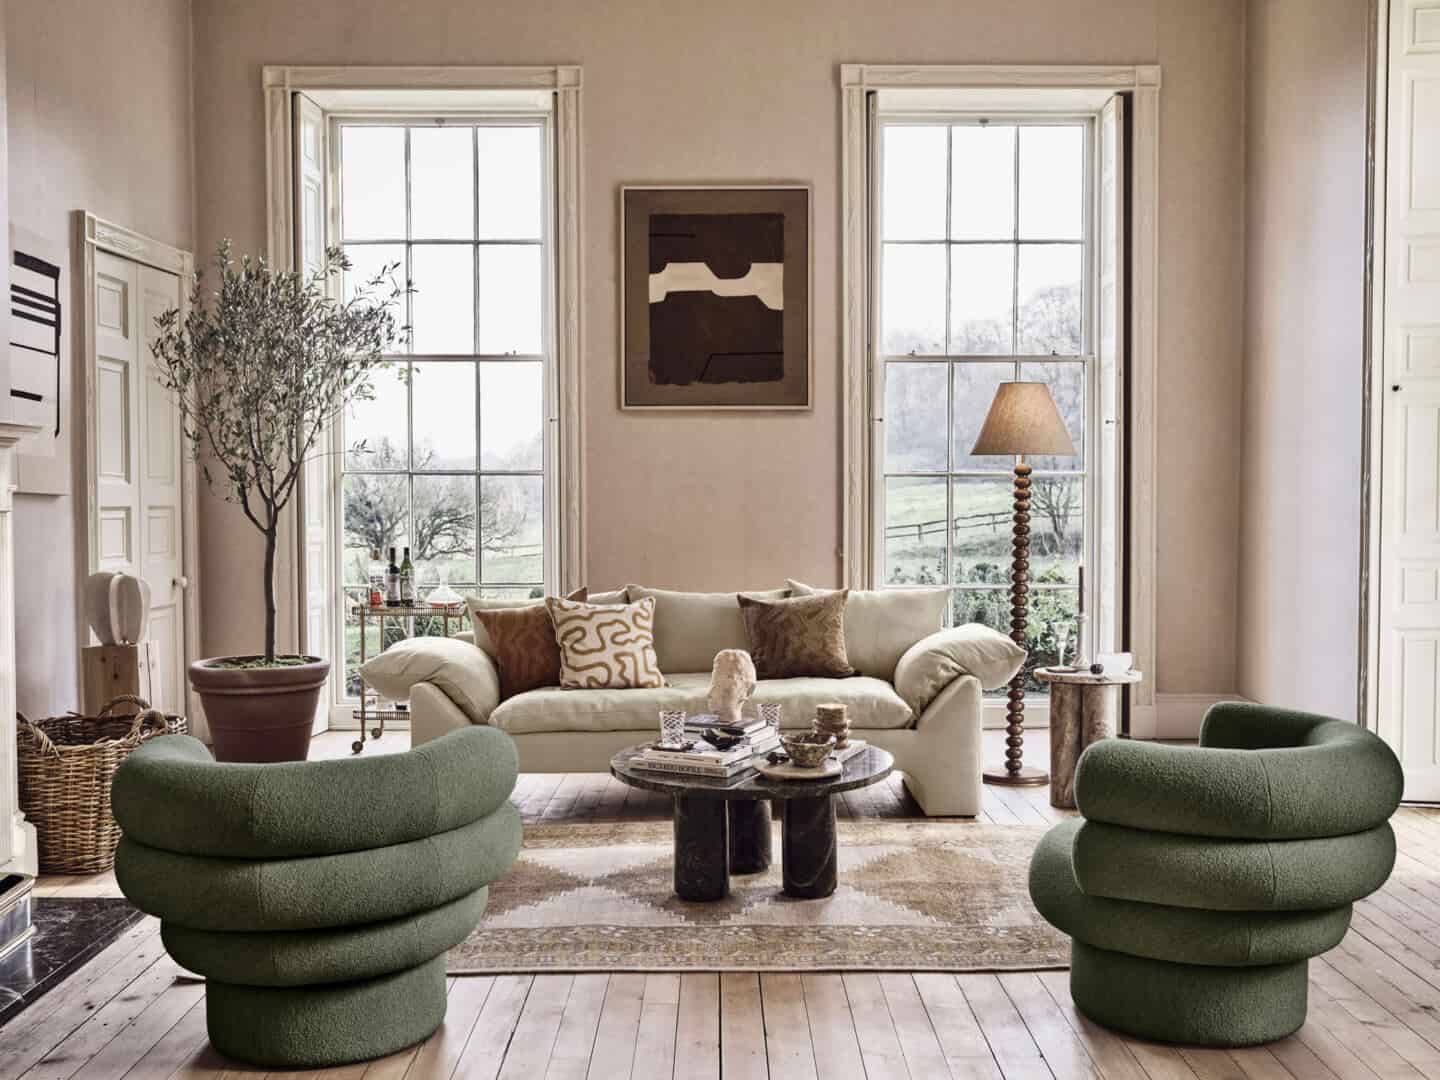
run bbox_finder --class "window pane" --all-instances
[481,362,544,470]
[951,125,1015,240]
[412,474,477,587]
[1028,589,1080,683]
[884,477,947,586]
[344,588,386,697]
[478,245,542,355]
[344,366,408,470]
[952,361,1014,471]
[410,127,474,240]
[951,477,1013,584]
[882,243,945,356]
[343,473,410,584]
[343,244,406,307]
[951,589,1009,634]
[949,244,1013,354]
[884,362,947,473]
[1019,125,1084,240]
[477,127,544,240]
[410,244,475,355]
[1029,477,1083,584]
[882,126,947,241]
[412,361,476,471]
[481,475,543,583]
[342,127,405,239]
[1017,244,1082,355]
[1020,360,1085,470]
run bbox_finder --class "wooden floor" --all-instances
[9,731,1440,1078]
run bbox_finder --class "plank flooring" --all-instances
[10,729,1440,1078]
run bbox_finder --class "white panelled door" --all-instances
[1378,0,1440,799]
[90,250,187,714]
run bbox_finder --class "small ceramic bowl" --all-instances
[781,731,836,768]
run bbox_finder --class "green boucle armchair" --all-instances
[1029,702,1403,1047]
[112,726,521,1069]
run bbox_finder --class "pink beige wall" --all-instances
[191,0,1249,697]
[6,0,194,716]
[1238,0,1371,719]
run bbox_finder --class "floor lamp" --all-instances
[971,381,1076,786]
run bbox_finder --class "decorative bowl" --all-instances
[781,731,836,769]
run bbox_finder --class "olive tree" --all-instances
[151,242,406,662]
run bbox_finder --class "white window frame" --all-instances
[840,64,1161,731]
[263,65,585,729]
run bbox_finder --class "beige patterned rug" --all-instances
[448,820,1068,972]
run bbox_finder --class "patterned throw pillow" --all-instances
[545,596,666,690]
[473,604,570,700]
[737,591,857,679]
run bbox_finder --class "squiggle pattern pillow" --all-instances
[545,595,666,690]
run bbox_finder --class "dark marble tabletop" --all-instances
[610,744,894,801]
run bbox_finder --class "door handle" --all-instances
[173,576,189,590]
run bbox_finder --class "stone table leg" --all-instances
[1082,685,1120,746]
[1049,683,1082,809]
[728,800,772,875]
[781,796,837,899]
[673,795,729,901]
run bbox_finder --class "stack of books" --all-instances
[636,718,782,780]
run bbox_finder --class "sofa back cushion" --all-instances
[626,585,788,674]
[787,580,948,681]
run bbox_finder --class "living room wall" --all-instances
[1239,0,1371,720]
[190,0,1247,699]
[5,0,194,717]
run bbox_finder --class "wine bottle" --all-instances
[368,548,384,608]
[385,547,401,607]
[399,547,415,605]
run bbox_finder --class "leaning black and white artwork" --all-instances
[622,186,810,409]
[9,225,70,494]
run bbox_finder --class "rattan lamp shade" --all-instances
[971,382,1076,457]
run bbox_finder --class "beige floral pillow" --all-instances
[545,596,666,690]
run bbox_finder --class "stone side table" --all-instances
[1038,667,1144,809]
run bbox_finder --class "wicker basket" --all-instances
[18,695,188,874]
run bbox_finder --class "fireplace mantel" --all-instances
[0,421,43,888]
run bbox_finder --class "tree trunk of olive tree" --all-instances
[262,521,278,662]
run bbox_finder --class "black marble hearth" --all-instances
[0,896,145,1026]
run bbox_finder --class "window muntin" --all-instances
[878,118,1091,691]
[337,119,550,695]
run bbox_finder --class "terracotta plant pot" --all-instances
[189,656,329,763]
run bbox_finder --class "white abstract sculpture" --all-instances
[83,571,151,645]
[707,649,757,727]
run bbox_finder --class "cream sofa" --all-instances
[365,584,1025,817]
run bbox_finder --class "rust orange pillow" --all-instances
[474,589,585,699]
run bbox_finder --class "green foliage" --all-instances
[151,242,407,659]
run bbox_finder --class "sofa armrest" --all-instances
[359,636,500,725]
[892,624,1026,714]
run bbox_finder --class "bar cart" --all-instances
[351,601,465,753]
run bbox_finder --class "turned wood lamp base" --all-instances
[984,459,1048,788]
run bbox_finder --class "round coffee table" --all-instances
[610,745,894,902]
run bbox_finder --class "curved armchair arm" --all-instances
[892,624,1026,713]
[359,635,500,726]
[112,725,518,859]
[1075,702,1402,840]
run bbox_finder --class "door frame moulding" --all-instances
[74,211,201,720]
[261,65,587,667]
[839,62,1162,733]
[1361,0,1388,732]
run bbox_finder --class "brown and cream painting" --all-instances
[622,186,810,409]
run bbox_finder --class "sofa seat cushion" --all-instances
[489,672,914,735]
[162,887,488,987]
[115,803,521,933]
[1029,821,1352,968]
[1071,819,1396,912]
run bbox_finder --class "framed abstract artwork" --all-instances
[621,185,811,410]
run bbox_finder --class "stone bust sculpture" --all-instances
[707,649,757,726]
